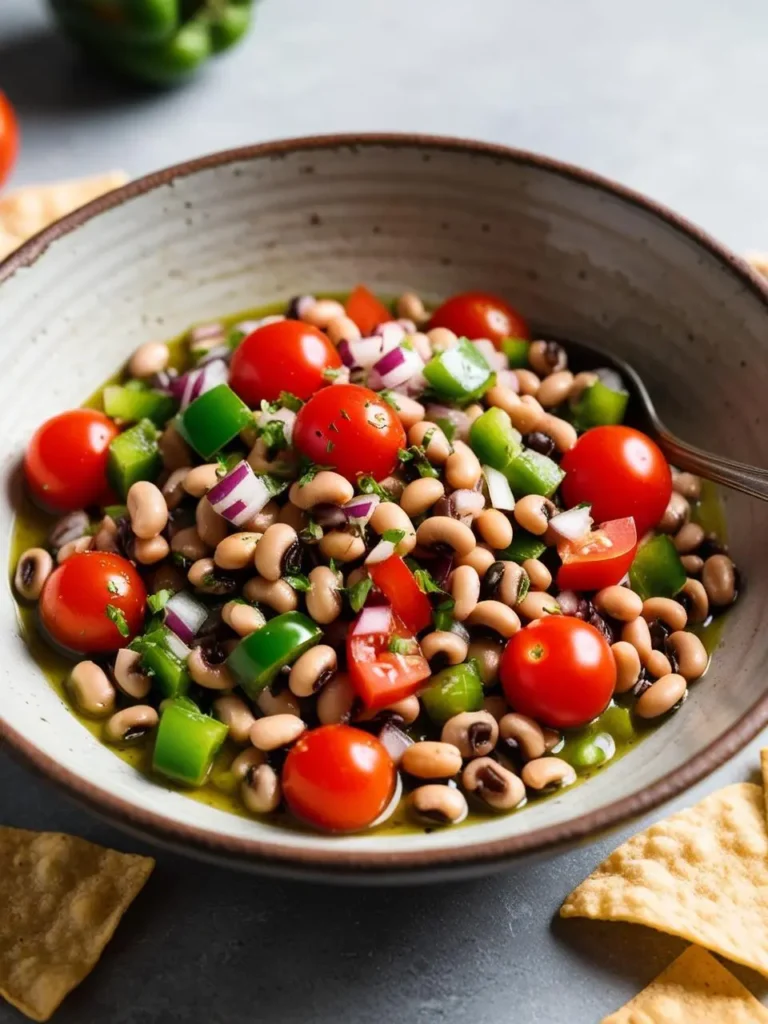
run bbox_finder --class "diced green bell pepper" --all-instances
[498,529,548,563]
[177,384,253,459]
[572,380,628,429]
[504,447,564,498]
[107,418,161,497]
[469,407,522,471]
[152,699,228,787]
[103,503,128,521]
[103,385,176,426]
[561,731,615,771]
[226,611,322,698]
[629,534,686,600]
[500,337,530,368]
[423,339,495,403]
[130,626,190,698]
[420,663,484,726]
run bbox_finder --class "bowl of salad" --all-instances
[0,135,766,882]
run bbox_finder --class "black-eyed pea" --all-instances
[113,648,151,699]
[521,756,576,791]
[408,421,452,464]
[508,395,547,434]
[702,554,737,607]
[104,705,158,744]
[455,543,496,576]
[466,600,521,638]
[277,502,307,534]
[482,695,507,721]
[316,672,355,724]
[514,494,557,535]
[250,714,306,751]
[450,564,481,621]
[387,695,421,725]
[188,558,235,597]
[529,339,567,376]
[635,673,687,718]
[215,532,262,571]
[673,471,702,501]
[241,763,281,814]
[213,695,256,744]
[594,585,643,622]
[290,471,354,510]
[370,502,416,554]
[301,297,346,328]
[681,577,709,624]
[681,554,704,575]
[319,530,366,562]
[475,508,513,550]
[410,785,468,825]
[396,291,428,324]
[568,371,598,402]
[128,340,169,378]
[540,414,578,452]
[390,394,425,431]
[514,368,541,395]
[400,477,445,518]
[289,644,337,697]
[469,638,504,686]
[499,713,546,760]
[666,631,708,682]
[658,491,690,534]
[57,536,93,562]
[462,758,525,811]
[221,600,266,637]
[646,649,673,679]
[243,577,298,613]
[441,711,498,758]
[188,647,236,690]
[242,499,281,533]
[326,315,361,345]
[536,370,574,408]
[14,547,53,600]
[134,535,170,565]
[159,424,192,472]
[611,641,642,693]
[254,523,300,581]
[172,526,209,561]
[522,558,551,591]
[306,565,343,624]
[622,615,653,664]
[403,741,463,779]
[256,688,300,718]
[248,438,290,475]
[231,747,265,782]
[420,631,468,668]
[68,661,116,718]
[445,441,482,490]
[516,591,560,620]
[674,522,705,554]
[127,480,168,539]
[162,467,192,510]
[183,463,220,498]
[486,384,522,417]
[426,326,458,353]
[642,597,688,632]
[196,497,228,548]
[416,517,476,557]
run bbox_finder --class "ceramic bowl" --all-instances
[1,134,767,883]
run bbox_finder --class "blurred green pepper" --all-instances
[49,0,255,86]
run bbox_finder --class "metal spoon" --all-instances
[563,339,768,501]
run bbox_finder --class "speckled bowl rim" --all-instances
[2,132,768,880]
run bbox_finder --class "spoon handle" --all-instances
[656,430,768,502]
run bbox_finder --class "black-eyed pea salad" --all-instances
[12,285,739,835]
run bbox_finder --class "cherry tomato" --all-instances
[229,320,341,406]
[500,616,616,729]
[345,285,391,336]
[367,555,432,634]
[39,552,146,655]
[282,724,395,832]
[0,92,19,190]
[347,606,431,711]
[557,517,638,591]
[293,383,406,483]
[429,291,529,347]
[560,426,672,537]
[24,409,118,513]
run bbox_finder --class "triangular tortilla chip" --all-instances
[0,827,153,1021]
[602,945,768,1023]
[561,783,768,977]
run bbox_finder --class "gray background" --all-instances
[2,1,768,1021]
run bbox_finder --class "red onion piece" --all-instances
[425,404,471,440]
[556,590,580,616]
[339,334,394,371]
[365,539,396,565]
[472,338,507,371]
[352,604,393,635]
[483,465,515,511]
[172,359,229,410]
[451,489,486,518]
[371,344,424,390]
[165,630,192,662]
[208,460,273,526]
[548,505,593,542]
[343,494,379,526]
[378,723,413,766]
[164,591,209,645]
[496,369,520,391]
[374,321,406,347]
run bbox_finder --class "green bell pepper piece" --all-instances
[177,384,253,459]
[130,626,191,698]
[498,529,547,563]
[107,418,161,497]
[599,703,636,745]
[500,338,530,368]
[423,339,495,403]
[103,503,128,521]
[421,663,484,726]
[226,611,322,698]
[629,534,686,600]
[469,407,522,471]
[572,379,629,429]
[103,385,176,426]
[561,731,615,771]
[504,447,564,498]
[152,699,228,787]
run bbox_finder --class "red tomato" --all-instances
[561,426,672,537]
[39,552,146,655]
[293,383,406,483]
[429,291,529,347]
[557,517,638,591]
[500,616,616,729]
[368,555,432,634]
[282,724,395,832]
[345,285,391,336]
[229,320,341,406]
[347,606,431,711]
[0,92,19,190]
[24,409,118,513]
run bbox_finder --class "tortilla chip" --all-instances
[746,252,768,277]
[602,945,768,1023]
[0,171,127,261]
[561,783,768,977]
[0,827,153,1021]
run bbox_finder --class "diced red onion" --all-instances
[595,367,626,393]
[397,318,417,333]
[370,344,425,390]
[555,590,580,616]
[425,404,471,440]
[378,723,412,766]
[496,369,520,391]
[208,460,273,526]
[342,494,379,526]
[165,630,192,662]
[451,489,486,518]
[258,406,296,446]
[313,503,346,528]
[548,505,593,542]
[374,321,407,347]
[409,332,432,363]
[188,322,225,346]
[148,368,179,394]
[365,539,396,565]
[483,465,515,511]
[171,359,229,410]
[164,591,209,645]
[393,370,428,398]
[196,344,233,367]
[369,773,403,827]
[353,604,393,635]
[472,338,507,371]
[338,334,395,371]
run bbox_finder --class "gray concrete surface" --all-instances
[2,1,768,1020]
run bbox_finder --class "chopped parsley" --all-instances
[258,418,288,453]
[413,567,445,595]
[357,475,394,501]
[105,604,129,638]
[435,418,457,443]
[261,473,291,497]
[284,573,312,592]
[328,557,339,574]
[147,589,173,614]
[340,408,351,421]
[227,327,246,349]
[346,576,373,612]
[279,391,303,412]
[322,367,344,381]
[397,444,439,479]
[297,462,323,487]
[325,440,335,453]
[106,580,119,595]
[381,528,407,545]
[378,390,400,410]
[299,518,323,543]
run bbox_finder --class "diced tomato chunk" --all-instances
[556,517,638,591]
[368,555,433,633]
[347,608,430,711]
[345,285,391,336]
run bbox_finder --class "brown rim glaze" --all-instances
[2,133,768,880]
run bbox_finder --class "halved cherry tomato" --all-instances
[24,409,118,513]
[0,92,19,190]
[282,724,395,832]
[561,425,671,537]
[500,616,615,729]
[347,606,430,711]
[39,552,146,655]
[345,285,391,336]
[229,320,341,406]
[557,517,637,591]
[293,383,406,483]
[429,291,529,347]
[368,555,432,634]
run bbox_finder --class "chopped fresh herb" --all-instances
[378,390,401,411]
[328,557,339,574]
[171,552,189,568]
[284,573,312,592]
[299,518,323,543]
[371,411,388,430]
[357,474,394,501]
[261,473,291,497]
[325,440,335,453]
[388,636,419,656]
[279,391,303,412]
[298,462,322,487]
[397,447,413,463]
[398,444,439,479]
[340,408,351,421]
[413,567,445,595]
[258,418,288,453]
[346,576,373,612]
[329,422,340,433]
[422,428,436,448]
[147,589,173,614]
[381,528,407,545]
[227,327,246,349]
[106,580,119,595]
[259,398,280,416]
[435,417,457,443]
[322,367,344,381]
[202,572,218,588]
[105,604,129,637]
